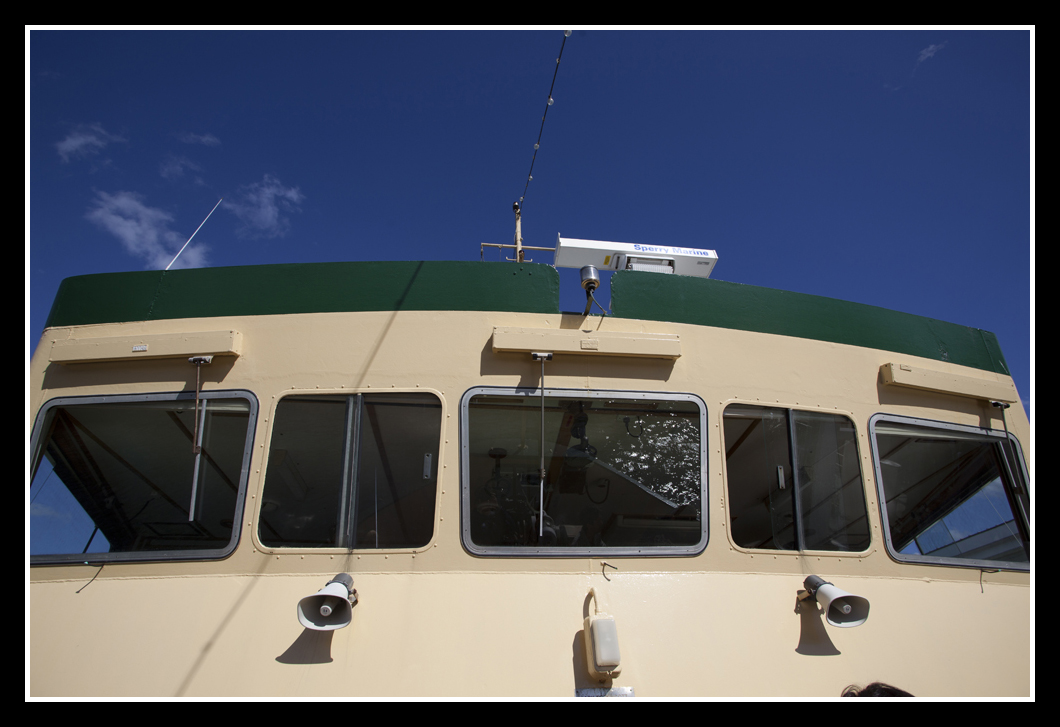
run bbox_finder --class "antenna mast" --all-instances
[480,31,571,263]
[514,201,524,262]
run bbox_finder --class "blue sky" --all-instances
[27,28,1033,412]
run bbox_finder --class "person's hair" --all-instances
[842,682,914,697]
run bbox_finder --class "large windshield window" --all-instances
[462,389,705,555]
[30,392,256,563]
[870,416,1029,569]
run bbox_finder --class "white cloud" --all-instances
[223,174,305,239]
[178,132,221,146]
[55,124,125,163]
[85,191,208,270]
[917,42,948,65]
[160,154,202,181]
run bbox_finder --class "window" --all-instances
[30,392,257,564]
[869,415,1029,569]
[723,404,869,552]
[461,388,706,555]
[258,393,442,549]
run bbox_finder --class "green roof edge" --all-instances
[44,261,561,328]
[611,270,1010,376]
[43,261,1010,376]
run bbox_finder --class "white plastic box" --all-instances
[554,235,718,279]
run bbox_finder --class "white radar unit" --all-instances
[554,235,718,279]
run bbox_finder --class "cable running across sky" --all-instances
[519,30,572,208]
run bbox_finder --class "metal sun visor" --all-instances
[554,235,718,278]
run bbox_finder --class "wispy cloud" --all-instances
[917,42,948,65]
[885,41,950,91]
[55,124,125,163]
[223,175,304,239]
[85,191,208,270]
[160,154,203,182]
[178,132,221,146]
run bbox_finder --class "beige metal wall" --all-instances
[29,309,1031,697]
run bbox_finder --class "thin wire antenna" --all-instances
[519,30,572,209]
[165,198,223,271]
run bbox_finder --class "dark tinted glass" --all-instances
[724,405,869,552]
[259,397,349,547]
[723,406,795,549]
[354,395,443,548]
[259,393,442,549]
[467,394,703,550]
[30,397,252,557]
[875,422,1028,565]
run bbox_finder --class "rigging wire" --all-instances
[519,30,572,209]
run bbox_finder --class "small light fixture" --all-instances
[580,265,606,316]
[584,587,621,681]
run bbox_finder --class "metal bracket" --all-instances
[189,356,214,455]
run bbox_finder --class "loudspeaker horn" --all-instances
[297,573,356,631]
[804,575,869,628]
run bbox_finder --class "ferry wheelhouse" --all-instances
[29,253,1030,697]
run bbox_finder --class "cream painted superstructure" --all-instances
[29,307,1031,697]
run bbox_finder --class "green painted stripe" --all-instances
[44,261,560,328]
[44,261,1010,376]
[611,271,1010,376]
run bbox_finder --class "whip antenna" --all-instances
[518,30,572,210]
[480,31,572,263]
[165,198,223,271]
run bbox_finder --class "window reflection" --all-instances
[465,393,704,552]
[30,395,253,560]
[874,421,1029,566]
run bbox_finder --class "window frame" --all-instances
[29,390,259,566]
[721,401,872,555]
[255,390,445,552]
[868,413,1030,572]
[460,386,709,557]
